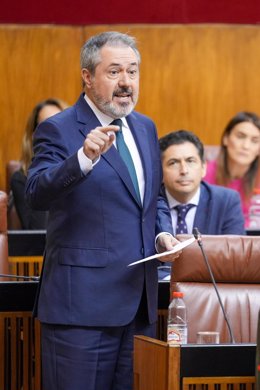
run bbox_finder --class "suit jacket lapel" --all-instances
[126,114,153,209]
[103,146,142,206]
[76,94,101,135]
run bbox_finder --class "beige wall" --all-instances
[1,24,260,190]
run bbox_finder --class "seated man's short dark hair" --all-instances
[159,130,205,162]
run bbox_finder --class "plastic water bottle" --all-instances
[167,291,187,345]
[248,188,260,228]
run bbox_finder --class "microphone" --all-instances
[193,227,235,344]
[0,273,40,281]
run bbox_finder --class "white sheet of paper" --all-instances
[128,236,195,266]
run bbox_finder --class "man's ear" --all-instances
[81,68,92,89]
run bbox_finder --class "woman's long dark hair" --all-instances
[20,98,69,174]
[216,111,260,199]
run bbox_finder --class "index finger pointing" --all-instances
[97,125,121,134]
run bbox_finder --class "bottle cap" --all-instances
[172,291,184,298]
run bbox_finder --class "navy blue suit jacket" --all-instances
[26,94,173,326]
[193,181,245,235]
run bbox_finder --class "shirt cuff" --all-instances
[155,232,173,253]
[77,147,100,175]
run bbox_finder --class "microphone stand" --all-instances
[193,227,235,344]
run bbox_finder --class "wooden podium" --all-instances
[134,336,256,390]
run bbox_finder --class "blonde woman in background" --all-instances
[10,98,69,229]
[204,111,260,227]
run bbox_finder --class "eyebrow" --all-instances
[108,62,138,67]
[236,130,259,136]
[167,156,198,161]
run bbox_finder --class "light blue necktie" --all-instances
[111,119,141,204]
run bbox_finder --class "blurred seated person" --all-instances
[10,98,69,229]
[158,130,245,280]
[204,112,260,228]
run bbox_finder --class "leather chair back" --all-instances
[171,234,260,343]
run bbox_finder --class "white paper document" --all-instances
[128,236,195,266]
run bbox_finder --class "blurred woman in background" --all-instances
[10,98,69,229]
[204,111,260,227]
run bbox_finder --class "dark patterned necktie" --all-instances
[174,204,195,234]
[111,119,141,203]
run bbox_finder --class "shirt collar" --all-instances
[165,186,201,209]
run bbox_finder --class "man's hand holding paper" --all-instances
[156,233,182,262]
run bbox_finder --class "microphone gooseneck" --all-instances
[192,228,235,344]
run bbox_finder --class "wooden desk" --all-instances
[134,336,256,390]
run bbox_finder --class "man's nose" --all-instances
[118,72,130,86]
[179,161,188,173]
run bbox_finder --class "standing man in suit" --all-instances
[158,130,245,279]
[25,31,179,390]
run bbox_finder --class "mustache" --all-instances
[113,87,133,96]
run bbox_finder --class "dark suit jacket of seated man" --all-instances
[159,130,245,280]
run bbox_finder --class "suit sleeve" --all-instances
[25,120,85,210]
[155,191,174,236]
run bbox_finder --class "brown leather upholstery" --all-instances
[171,234,260,343]
[0,191,9,279]
[6,160,22,229]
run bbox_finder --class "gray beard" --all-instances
[92,92,138,118]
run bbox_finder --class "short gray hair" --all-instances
[80,31,141,75]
